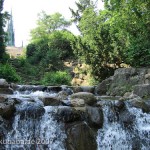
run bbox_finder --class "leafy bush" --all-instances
[48,30,75,60]
[1,53,10,63]
[0,63,21,82]
[26,43,37,58]
[26,30,75,69]
[41,71,71,85]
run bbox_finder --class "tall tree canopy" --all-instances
[27,12,75,70]
[30,11,71,43]
[0,0,5,61]
[103,0,150,66]
[70,0,150,81]
[0,0,9,62]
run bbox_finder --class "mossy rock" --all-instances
[70,92,97,106]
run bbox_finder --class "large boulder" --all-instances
[86,106,103,128]
[96,68,150,96]
[0,95,6,103]
[81,86,95,94]
[66,122,97,150]
[0,88,13,94]
[0,98,15,119]
[70,92,97,106]
[95,77,113,95]
[133,84,150,98]
[69,86,83,93]
[70,98,85,107]
[56,106,82,123]
[129,99,150,113]
[0,79,13,94]
[41,96,60,106]
[61,85,73,95]
[57,91,68,101]
[120,92,142,101]
[0,79,9,88]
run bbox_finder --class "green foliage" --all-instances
[72,8,116,80]
[103,0,150,67]
[126,37,150,67]
[26,40,63,70]
[70,0,150,81]
[70,0,95,21]
[0,0,8,62]
[0,53,10,63]
[27,12,75,71]
[26,43,37,58]
[8,58,45,84]
[30,11,70,42]
[27,30,75,70]
[41,71,71,86]
[87,76,99,86]
[48,30,75,60]
[0,63,21,82]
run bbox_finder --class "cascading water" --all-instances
[127,105,150,150]
[97,104,131,150]
[5,91,66,150]
[2,88,150,150]
[97,101,150,150]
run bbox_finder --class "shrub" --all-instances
[1,53,10,63]
[0,63,21,82]
[41,71,71,85]
[26,43,37,58]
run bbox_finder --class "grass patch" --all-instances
[41,71,72,86]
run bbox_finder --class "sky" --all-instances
[4,0,103,47]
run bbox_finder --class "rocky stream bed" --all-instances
[0,68,150,150]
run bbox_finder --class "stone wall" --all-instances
[95,68,150,97]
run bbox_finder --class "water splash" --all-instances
[5,106,66,150]
[97,104,132,150]
[97,102,150,150]
[14,90,57,99]
[127,105,150,149]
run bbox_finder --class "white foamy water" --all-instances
[14,90,57,99]
[5,106,66,150]
[97,105,132,150]
[127,106,150,150]
[97,103,150,150]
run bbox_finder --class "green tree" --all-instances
[27,12,75,70]
[0,0,10,62]
[27,30,75,68]
[69,0,96,33]
[30,11,71,42]
[74,8,116,80]
[103,0,150,66]
[70,0,94,22]
[0,0,5,61]
[26,43,37,58]
[47,30,75,60]
[71,0,150,81]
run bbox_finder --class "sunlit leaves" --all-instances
[30,11,71,43]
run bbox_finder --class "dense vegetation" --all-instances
[70,0,150,80]
[0,0,18,83]
[0,0,9,62]
[0,0,150,84]
[0,63,20,82]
